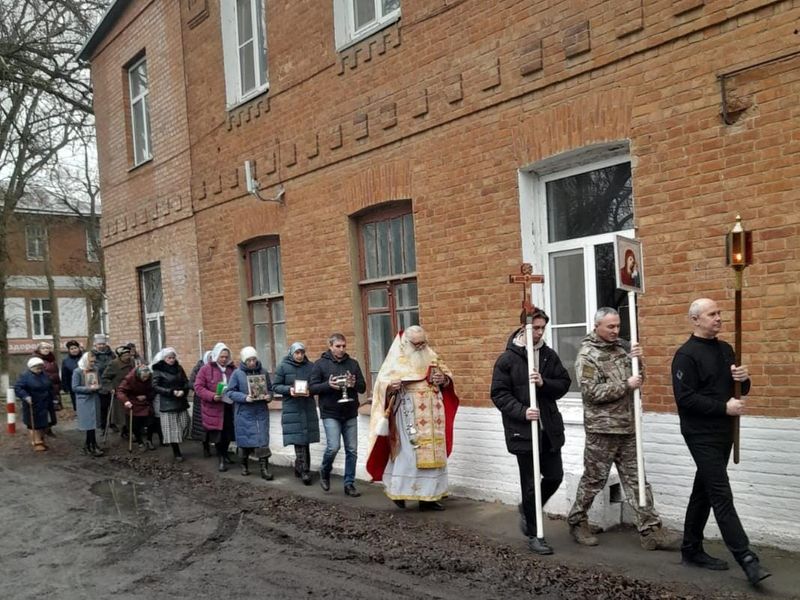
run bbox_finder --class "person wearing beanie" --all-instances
[32,341,61,434]
[15,357,55,452]
[72,353,104,457]
[100,345,135,437]
[61,340,83,411]
[225,347,273,479]
[272,342,319,485]
[91,334,116,434]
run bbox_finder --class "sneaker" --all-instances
[640,527,681,551]
[570,522,599,546]
[740,554,771,586]
[344,484,361,497]
[527,536,554,555]
[681,550,729,571]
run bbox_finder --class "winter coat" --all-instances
[194,362,236,431]
[151,361,190,414]
[14,370,53,429]
[101,357,134,394]
[309,350,366,421]
[116,370,156,417]
[273,353,320,446]
[225,362,271,448]
[91,348,116,384]
[33,350,61,397]
[61,353,82,394]
[575,332,645,435]
[71,368,100,431]
[490,331,571,454]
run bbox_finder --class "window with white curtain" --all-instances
[333,0,401,50]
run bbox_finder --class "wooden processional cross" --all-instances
[508,264,547,540]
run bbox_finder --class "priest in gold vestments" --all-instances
[366,326,459,511]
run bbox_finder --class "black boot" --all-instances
[242,450,250,476]
[218,454,228,472]
[293,444,304,478]
[259,457,273,480]
[202,441,211,458]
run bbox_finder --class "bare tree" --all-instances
[0,0,104,375]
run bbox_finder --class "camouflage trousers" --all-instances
[567,432,661,533]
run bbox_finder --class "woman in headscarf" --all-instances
[273,341,319,485]
[14,357,55,452]
[225,346,273,479]
[116,366,156,450]
[71,353,104,456]
[150,348,191,461]
[194,342,236,472]
[189,350,213,457]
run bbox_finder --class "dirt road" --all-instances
[0,424,760,600]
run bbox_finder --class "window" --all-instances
[333,0,401,50]
[86,224,100,262]
[128,57,152,166]
[246,240,285,374]
[31,298,52,338]
[139,264,165,361]
[25,224,47,261]
[532,157,635,393]
[221,0,268,108]
[358,205,417,383]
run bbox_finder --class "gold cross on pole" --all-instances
[508,263,545,323]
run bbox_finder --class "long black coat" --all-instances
[151,361,190,413]
[490,330,571,454]
[273,353,320,446]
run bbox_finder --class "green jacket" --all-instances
[575,332,644,435]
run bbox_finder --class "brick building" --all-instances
[3,195,104,373]
[81,1,800,548]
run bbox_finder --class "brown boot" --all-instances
[570,522,599,546]
[640,527,681,551]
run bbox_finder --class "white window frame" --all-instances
[25,224,47,261]
[30,298,53,338]
[139,264,165,362]
[221,0,269,109]
[246,241,285,374]
[333,0,401,51]
[128,56,152,166]
[520,152,634,404]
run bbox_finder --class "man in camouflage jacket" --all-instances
[567,307,678,551]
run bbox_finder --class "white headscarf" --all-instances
[77,353,92,371]
[203,350,213,364]
[150,347,178,368]
[211,342,230,363]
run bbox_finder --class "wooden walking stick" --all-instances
[128,407,134,453]
[509,263,546,540]
[725,215,752,464]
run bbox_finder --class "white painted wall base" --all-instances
[264,406,800,551]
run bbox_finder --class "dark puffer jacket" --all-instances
[151,360,190,413]
[490,329,571,454]
[273,353,320,446]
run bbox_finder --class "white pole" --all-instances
[198,329,204,359]
[628,290,646,507]
[525,303,544,539]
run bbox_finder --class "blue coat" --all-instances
[14,370,53,429]
[273,354,320,446]
[72,368,100,431]
[226,363,271,449]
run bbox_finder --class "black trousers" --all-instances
[683,436,749,560]
[516,430,563,536]
[131,415,149,443]
[98,392,112,429]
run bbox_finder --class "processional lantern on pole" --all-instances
[725,214,752,465]
[508,263,546,541]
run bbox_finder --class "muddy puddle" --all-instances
[89,479,154,520]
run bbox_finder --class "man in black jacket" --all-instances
[491,309,571,555]
[672,298,770,586]
[310,333,367,497]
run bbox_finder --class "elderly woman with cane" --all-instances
[117,366,157,451]
[72,353,104,456]
[15,357,55,452]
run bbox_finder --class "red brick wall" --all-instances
[90,0,800,415]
